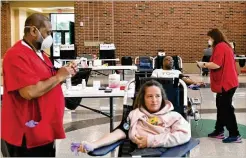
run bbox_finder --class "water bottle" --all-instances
[194,111,200,121]
[82,79,86,89]
[89,61,92,67]
[66,75,72,89]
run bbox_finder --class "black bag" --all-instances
[239,59,245,68]
[65,97,82,110]
[121,56,132,65]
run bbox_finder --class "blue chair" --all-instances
[134,56,154,82]
[88,77,199,157]
[89,137,199,157]
[135,56,154,71]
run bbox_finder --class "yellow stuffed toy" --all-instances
[148,116,159,125]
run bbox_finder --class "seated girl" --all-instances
[75,80,191,153]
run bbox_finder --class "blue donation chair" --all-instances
[134,56,154,81]
[135,56,154,71]
[88,77,200,157]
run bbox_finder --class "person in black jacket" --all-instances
[202,44,212,76]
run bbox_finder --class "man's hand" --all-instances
[134,135,148,148]
[56,66,77,82]
[67,61,79,73]
[18,62,77,100]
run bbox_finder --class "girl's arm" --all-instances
[79,129,126,153]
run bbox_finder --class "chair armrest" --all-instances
[189,97,201,105]
[160,138,200,157]
[88,139,125,156]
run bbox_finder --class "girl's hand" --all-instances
[78,141,95,153]
[135,134,148,148]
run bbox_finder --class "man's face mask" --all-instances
[25,26,53,50]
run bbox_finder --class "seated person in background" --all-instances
[203,44,212,57]
[76,80,191,153]
[152,56,204,86]
[202,44,212,76]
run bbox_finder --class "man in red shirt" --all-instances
[197,28,241,143]
[1,13,77,156]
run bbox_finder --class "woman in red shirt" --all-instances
[198,28,241,143]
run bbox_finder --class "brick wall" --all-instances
[75,1,246,63]
[1,2,11,57]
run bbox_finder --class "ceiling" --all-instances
[9,1,74,13]
[27,7,74,13]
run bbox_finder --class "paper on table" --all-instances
[196,61,205,64]
[196,61,206,68]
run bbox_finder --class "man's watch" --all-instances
[203,62,206,68]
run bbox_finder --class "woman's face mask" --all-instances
[208,39,213,46]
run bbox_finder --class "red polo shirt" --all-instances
[1,40,65,148]
[210,42,238,93]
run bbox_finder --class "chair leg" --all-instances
[1,139,10,157]
[185,151,190,157]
